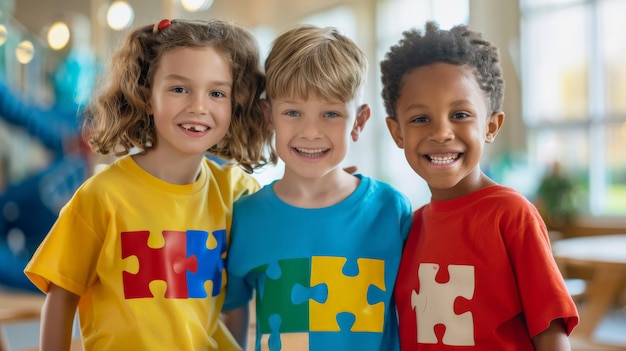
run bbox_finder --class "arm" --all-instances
[221,305,250,349]
[532,318,571,351]
[40,283,80,351]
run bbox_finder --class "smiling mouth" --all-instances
[425,153,461,165]
[293,147,329,158]
[180,124,209,132]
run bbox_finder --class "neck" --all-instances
[131,151,204,185]
[274,168,359,208]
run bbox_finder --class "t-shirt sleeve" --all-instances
[223,271,252,311]
[505,200,579,337]
[24,196,102,295]
[223,188,255,311]
[399,194,413,242]
[223,203,253,311]
[230,166,260,201]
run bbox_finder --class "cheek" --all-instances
[215,105,232,123]
[273,127,291,148]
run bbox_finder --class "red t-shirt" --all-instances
[394,185,578,350]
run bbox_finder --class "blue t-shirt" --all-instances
[225,174,413,351]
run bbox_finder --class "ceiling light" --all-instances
[47,21,70,50]
[180,0,214,12]
[0,25,7,46]
[16,40,35,64]
[107,1,134,30]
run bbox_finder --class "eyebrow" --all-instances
[404,99,472,111]
[277,98,345,105]
[163,74,232,87]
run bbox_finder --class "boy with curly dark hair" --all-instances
[382,21,579,350]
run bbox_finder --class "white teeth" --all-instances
[428,153,459,165]
[295,147,328,157]
[181,124,209,132]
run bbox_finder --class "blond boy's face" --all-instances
[265,95,369,180]
[386,62,503,201]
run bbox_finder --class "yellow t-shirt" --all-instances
[25,155,259,351]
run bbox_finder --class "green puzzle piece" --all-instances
[254,258,311,333]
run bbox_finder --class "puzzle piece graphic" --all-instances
[255,259,312,334]
[121,229,222,299]
[411,263,475,346]
[254,256,387,349]
[122,230,195,298]
[186,229,226,297]
[259,314,309,351]
[309,256,386,332]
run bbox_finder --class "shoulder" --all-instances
[477,185,545,230]
[204,157,260,197]
[356,175,413,221]
[56,158,132,216]
[361,175,412,205]
[479,185,536,211]
[234,182,273,208]
[77,157,129,193]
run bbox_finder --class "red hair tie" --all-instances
[153,19,172,33]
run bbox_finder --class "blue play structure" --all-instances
[0,8,99,291]
[0,78,89,291]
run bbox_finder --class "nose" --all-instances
[429,118,454,143]
[187,93,209,115]
[299,117,323,139]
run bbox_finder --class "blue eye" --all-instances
[210,91,226,98]
[172,87,187,93]
[324,111,339,118]
[452,112,470,119]
[285,110,300,117]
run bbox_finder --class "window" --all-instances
[521,0,626,217]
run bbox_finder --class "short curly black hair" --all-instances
[380,21,505,120]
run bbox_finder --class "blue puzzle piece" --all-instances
[341,258,360,276]
[337,312,356,331]
[266,261,282,280]
[186,229,226,297]
[292,283,328,305]
[268,314,282,351]
[367,283,387,306]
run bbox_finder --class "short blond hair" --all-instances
[265,24,367,103]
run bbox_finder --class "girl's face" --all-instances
[386,62,503,201]
[149,46,232,160]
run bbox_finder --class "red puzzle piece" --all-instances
[121,230,198,299]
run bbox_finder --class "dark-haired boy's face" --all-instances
[386,63,503,201]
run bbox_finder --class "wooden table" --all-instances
[0,291,45,351]
[552,234,626,347]
[0,290,83,351]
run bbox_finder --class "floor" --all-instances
[2,286,626,351]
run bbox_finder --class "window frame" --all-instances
[520,0,626,221]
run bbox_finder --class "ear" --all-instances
[262,99,275,131]
[385,117,404,148]
[351,104,371,142]
[485,111,505,143]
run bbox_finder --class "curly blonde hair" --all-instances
[83,19,276,173]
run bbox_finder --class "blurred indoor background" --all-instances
[0,0,625,350]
